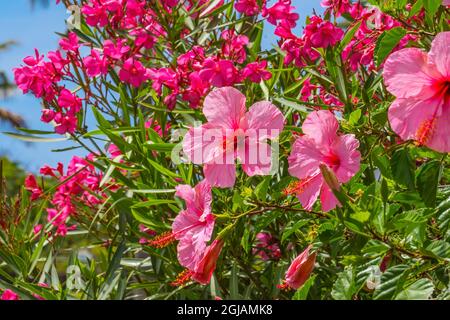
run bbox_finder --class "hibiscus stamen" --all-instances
[276,280,292,291]
[147,231,176,248]
[170,269,193,287]
[416,117,436,146]
[283,174,318,197]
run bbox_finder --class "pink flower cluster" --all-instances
[253,232,281,261]
[14,43,81,134]
[321,0,416,72]
[272,2,342,68]
[147,29,272,109]
[26,154,115,237]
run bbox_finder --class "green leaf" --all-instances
[374,27,407,67]
[423,0,441,19]
[391,148,415,190]
[131,199,176,208]
[144,142,176,153]
[339,21,362,52]
[348,109,362,126]
[292,275,316,300]
[331,267,356,300]
[3,132,67,143]
[423,240,450,260]
[229,264,240,299]
[254,176,271,201]
[281,220,309,243]
[395,279,434,300]
[148,159,180,179]
[373,264,409,300]
[416,160,441,207]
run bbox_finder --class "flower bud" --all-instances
[285,245,317,290]
[319,163,341,192]
[192,239,224,285]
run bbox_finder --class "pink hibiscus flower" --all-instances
[287,110,360,212]
[172,180,215,270]
[383,32,450,153]
[183,87,285,188]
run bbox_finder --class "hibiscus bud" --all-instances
[319,163,341,192]
[192,239,224,285]
[285,245,317,290]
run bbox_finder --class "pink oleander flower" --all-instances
[321,0,351,17]
[242,61,272,83]
[221,30,249,64]
[253,232,281,261]
[300,78,317,101]
[39,155,111,237]
[383,32,450,153]
[287,110,360,212]
[199,58,238,87]
[103,39,130,61]
[54,112,78,134]
[14,49,61,102]
[57,88,82,113]
[263,0,299,28]
[81,1,109,27]
[1,289,19,300]
[59,32,80,52]
[235,0,260,16]
[191,239,224,285]
[34,224,43,235]
[280,245,317,290]
[41,109,55,123]
[444,0,450,6]
[304,16,343,48]
[119,58,148,87]
[183,87,285,188]
[172,180,215,270]
[24,174,43,201]
[83,49,108,77]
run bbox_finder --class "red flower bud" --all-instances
[285,245,317,290]
[192,239,224,285]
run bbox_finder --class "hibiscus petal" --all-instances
[288,136,323,180]
[183,124,225,165]
[388,97,440,147]
[427,102,450,153]
[383,48,438,99]
[172,210,201,240]
[296,174,323,211]
[194,180,213,220]
[175,184,195,211]
[302,110,339,146]
[239,140,273,176]
[204,163,236,188]
[177,237,206,270]
[203,87,247,130]
[245,101,284,139]
[320,184,340,212]
[332,134,361,183]
[428,31,450,78]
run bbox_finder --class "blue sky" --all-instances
[0,0,322,173]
